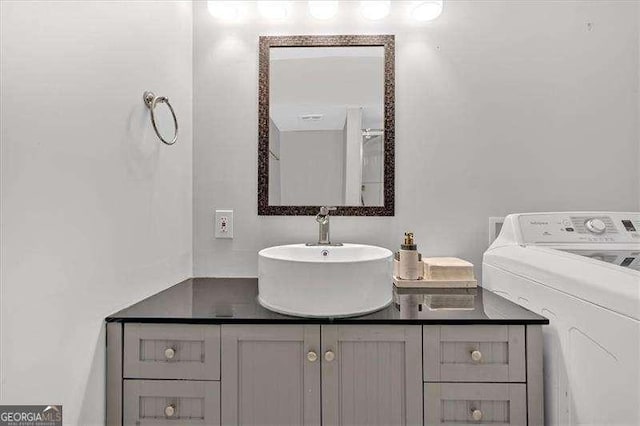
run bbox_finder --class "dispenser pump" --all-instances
[396,231,422,280]
[401,232,417,250]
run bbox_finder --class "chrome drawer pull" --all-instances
[471,408,483,421]
[164,404,176,417]
[470,350,482,363]
[164,347,176,360]
[324,350,335,362]
[307,351,318,362]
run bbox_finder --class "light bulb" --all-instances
[411,1,443,22]
[207,1,243,21]
[308,1,339,20]
[258,1,292,20]
[360,0,391,20]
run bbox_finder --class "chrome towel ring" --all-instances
[143,91,178,145]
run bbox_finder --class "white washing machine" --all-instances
[482,212,640,426]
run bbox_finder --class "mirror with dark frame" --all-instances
[258,35,395,216]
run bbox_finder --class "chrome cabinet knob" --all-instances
[471,409,483,421]
[470,350,482,362]
[164,347,176,360]
[307,351,318,362]
[324,350,335,362]
[164,404,176,417]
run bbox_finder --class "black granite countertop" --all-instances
[106,278,548,325]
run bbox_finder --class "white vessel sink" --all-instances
[258,243,393,318]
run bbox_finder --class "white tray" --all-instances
[393,275,477,289]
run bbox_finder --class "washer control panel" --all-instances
[518,213,640,244]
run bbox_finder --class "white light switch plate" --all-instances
[215,209,233,239]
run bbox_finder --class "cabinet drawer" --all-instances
[423,325,525,382]
[124,380,220,426]
[124,323,220,380]
[424,383,526,425]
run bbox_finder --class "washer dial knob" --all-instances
[585,218,606,234]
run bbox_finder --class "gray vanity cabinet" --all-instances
[321,325,422,426]
[220,324,422,426]
[108,322,544,426]
[220,325,321,426]
[107,279,548,426]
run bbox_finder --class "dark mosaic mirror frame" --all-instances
[258,34,395,216]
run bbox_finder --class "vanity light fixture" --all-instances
[258,1,293,20]
[360,0,391,21]
[207,1,243,20]
[308,0,339,20]
[411,0,443,21]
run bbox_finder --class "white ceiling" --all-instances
[270,50,385,132]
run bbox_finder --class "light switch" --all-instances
[215,209,233,239]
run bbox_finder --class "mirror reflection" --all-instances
[268,46,385,207]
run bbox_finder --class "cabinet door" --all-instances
[321,325,422,426]
[221,324,321,426]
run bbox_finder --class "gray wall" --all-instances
[193,0,639,279]
[0,1,193,424]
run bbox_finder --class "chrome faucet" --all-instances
[307,206,342,246]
